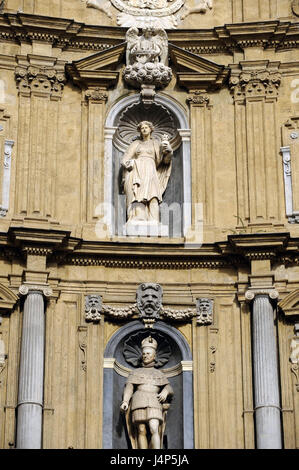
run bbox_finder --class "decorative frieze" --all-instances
[84,285,201,326]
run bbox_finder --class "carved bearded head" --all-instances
[136,283,163,319]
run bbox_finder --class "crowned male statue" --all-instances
[120,335,173,449]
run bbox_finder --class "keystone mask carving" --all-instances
[196,298,213,325]
[136,283,163,320]
[85,294,102,321]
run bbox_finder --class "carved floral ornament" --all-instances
[85,284,213,327]
[85,0,213,28]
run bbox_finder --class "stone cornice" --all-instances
[0,14,298,54]
[0,230,297,269]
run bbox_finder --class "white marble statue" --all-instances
[121,121,173,224]
[120,336,173,449]
[86,0,112,18]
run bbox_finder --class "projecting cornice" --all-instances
[0,13,298,53]
[0,229,298,270]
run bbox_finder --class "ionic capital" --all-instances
[19,284,53,298]
[245,289,279,303]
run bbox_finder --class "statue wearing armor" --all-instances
[120,336,173,449]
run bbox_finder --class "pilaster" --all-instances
[13,56,66,224]
[187,91,214,227]
[84,88,108,224]
[229,61,283,227]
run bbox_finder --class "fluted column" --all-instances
[246,290,282,448]
[16,285,52,449]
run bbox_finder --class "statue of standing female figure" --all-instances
[121,121,173,225]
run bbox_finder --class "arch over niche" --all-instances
[103,93,191,237]
[279,289,299,317]
[102,320,194,449]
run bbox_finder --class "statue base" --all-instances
[125,221,169,237]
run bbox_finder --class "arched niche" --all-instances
[104,94,191,237]
[102,320,194,449]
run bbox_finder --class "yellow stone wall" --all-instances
[0,0,298,449]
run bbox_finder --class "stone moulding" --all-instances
[0,14,298,53]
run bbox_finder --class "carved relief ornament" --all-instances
[290,323,299,392]
[124,27,172,92]
[229,69,281,103]
[86,0,213,28]
[84,285,200,326]
[15,66,66,99]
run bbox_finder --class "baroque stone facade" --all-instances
[0,0,298,450]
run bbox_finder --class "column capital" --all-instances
[19,284,53,298]
[229,62,281,103]
[15,65,66,100]
[245,289,279,303]
[187,91,210,107]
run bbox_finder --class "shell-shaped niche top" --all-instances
[113,101,181,152]
[123,330,172,368]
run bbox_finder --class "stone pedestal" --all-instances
[248,291,282,449]
[125,221,168,237]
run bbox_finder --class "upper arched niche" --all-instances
[103,93,191,238]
